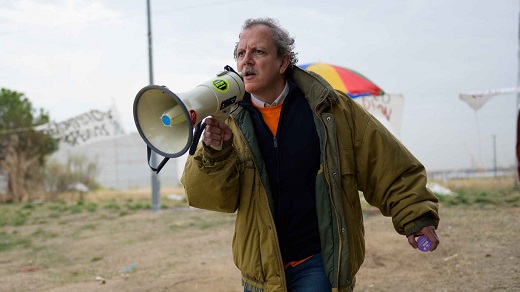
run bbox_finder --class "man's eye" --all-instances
[254,50,264,55]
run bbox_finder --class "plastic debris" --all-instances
[427,182,453,196]
[167,194,184,201]
[119,262,138,274]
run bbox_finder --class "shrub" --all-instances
[43,154,101,199]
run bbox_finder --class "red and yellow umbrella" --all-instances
[299,62,384,98]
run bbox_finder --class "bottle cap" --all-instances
[417,235,432,252]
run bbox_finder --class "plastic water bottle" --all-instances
[416,235,432,252]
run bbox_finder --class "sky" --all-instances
[1,0,519,173]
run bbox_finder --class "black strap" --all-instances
[146,146,169,174]
[145,121,206,174]
[224,65,239,76]
[189,121,206,155]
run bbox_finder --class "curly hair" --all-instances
[233,18,298,74]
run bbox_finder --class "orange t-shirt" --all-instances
[253,102,283,136]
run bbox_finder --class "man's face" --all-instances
[236,25,288,100]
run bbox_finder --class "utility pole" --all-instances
[516,10,520,183]
[147,0,161,212]
[492,135,497,177]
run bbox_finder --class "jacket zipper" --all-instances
[235,118,287,290]
[273,136,279,182]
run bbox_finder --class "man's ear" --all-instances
[279,54,290,74]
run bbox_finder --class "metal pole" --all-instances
[517,10,520,139]
[147,0,161,212]
[516,10,520,183]
[515,13,520,179]
[492,135,497,177]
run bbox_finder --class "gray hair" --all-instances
[233,18,298,74]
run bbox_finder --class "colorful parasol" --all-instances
[299,62,384,98]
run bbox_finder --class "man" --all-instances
[181,17,440,292]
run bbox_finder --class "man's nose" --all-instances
[243,51,254,65]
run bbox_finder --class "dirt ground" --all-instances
[1,200,519,291]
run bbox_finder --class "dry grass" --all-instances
[0,177,519,291]
[84,187,186,202]
[432,175,518,192]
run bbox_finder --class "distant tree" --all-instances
[0,88,59,202]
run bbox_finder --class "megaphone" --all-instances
[133,66,245,166]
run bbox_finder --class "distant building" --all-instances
[50,133,180,190]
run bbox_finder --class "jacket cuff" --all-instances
[202,136,234,163]
[404,214,438,237]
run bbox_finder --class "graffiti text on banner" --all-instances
[360,94,393,121]
[354,94,404,134]
[36,109,124,146]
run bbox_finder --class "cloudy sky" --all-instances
[1,0,518,172]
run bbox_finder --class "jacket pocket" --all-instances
[338,147,361,216]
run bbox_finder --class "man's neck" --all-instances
[254,78,287,104]
[251,81,289,107]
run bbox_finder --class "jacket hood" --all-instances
[291,66,339,113]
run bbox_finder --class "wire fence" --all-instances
[50,133,180,190]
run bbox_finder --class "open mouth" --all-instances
[242,67,257,78]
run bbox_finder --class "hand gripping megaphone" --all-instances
[133,66,245,173]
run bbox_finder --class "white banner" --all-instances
[459,87,520,111]
[354,93,404,135]
[36,107,124,146]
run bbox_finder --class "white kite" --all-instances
[459,87,520,111]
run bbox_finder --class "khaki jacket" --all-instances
[181,67,439,292]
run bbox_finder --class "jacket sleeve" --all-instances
[180,138,240,213]
[350,101,440,236]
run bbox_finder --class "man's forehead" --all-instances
[237,26,274,48]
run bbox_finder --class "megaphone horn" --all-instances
[133,66,245,168]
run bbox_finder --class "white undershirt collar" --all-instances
[251,81,289,108]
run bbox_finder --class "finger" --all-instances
[407,235,418,249]
[212,121,232,141]
[204,117,218,126]
[214,119,231,130]
[204,118,231,145]
[203,124,225,147]
[205,123,222,135]
[220,125,233,141]
[423,228,440,251]
[203,131,223,147]
[203,136,221,147]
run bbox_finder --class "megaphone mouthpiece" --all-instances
[161,105,186,127]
